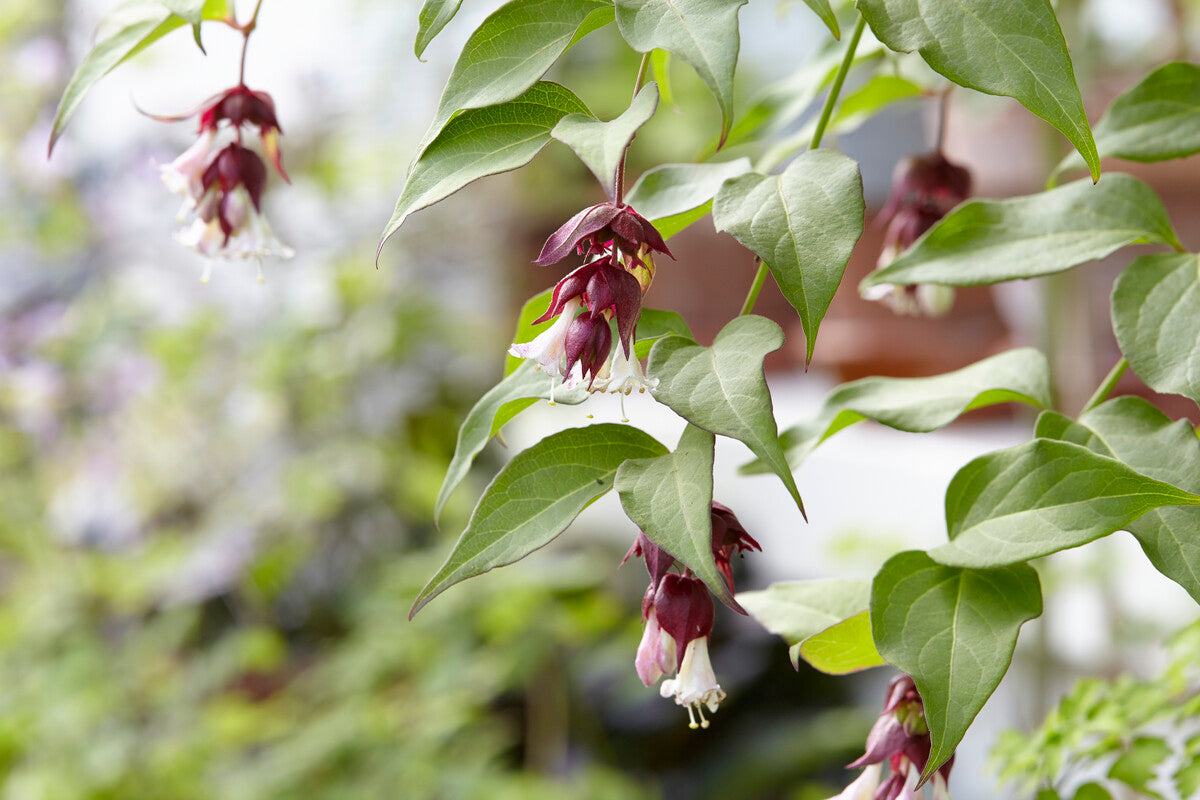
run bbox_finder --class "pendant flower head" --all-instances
[830,674,955,800]
[536,202,672,271]
[863,152,971,317]
[710,501,761,593]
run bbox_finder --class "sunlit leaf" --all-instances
[797,611,885,675]
[552,83,659,199]
[414,0,464,59]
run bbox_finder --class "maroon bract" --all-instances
[864,152,972,317]
[710,501,761,593]
[533,256,643,357]
[535,202,672,268]
[562,314,613,388]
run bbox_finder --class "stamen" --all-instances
[696,704,710,729]
[255,259,265,284]
[619,392,629,424]
[686,705,698,730]
[199,261,213,284]
[548,377,557,406]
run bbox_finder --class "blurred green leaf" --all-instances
[1108,737,1170,797]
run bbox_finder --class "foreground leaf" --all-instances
[434,361,589,523]
[616,425,731,606]
[712,149,864,363]
[856,0,1099,181]
[1112,253,1200,408]
[648,315,804,512]
[49,0,231,153]
[422,0,610,146]
[1055,62,1200,178]
[871,551,1042,781]
[931,439,1200,568]
[746,348,1050,473]
[412,424,667,617]
[1037,397,1200,604]
[414,0,465,58]
[861,175,1181,290]
[738,578,871,668]
[379,82,591,254]
[552,83,660,199]
[624,158,753,239]
[614,0,748,148]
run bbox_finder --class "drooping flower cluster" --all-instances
[863,152,971,317]
[622,502,760,729]
[825,675,954,800]
[155,85,292,272]
[509,202,671,395]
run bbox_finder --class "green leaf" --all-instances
[421,0,610,148]
[647,315,804,513]
[870,550,1042,781]
[378,82,591,255]
[748,348,1050,474]
[712,149,864,363]
[415,0,464,59]
[796,0,839,40]
[1036,397,1200,605]
[552,83,660,199]
[614,0,748,148]
[1072,783,1114,800]
[1108,737,1171,797]
[616,424,732,606]
[624,158,753,239]
[855,0,1099,181]
[1112,253,1200,408]
[1054,63,1200,179]
[434,361,589,523]
[49,0,231,153]
[797,610,886,675]
[1174,758,1200,799]
[860,175,1181,291]
[930,439,1200,568]
[634,308,694,359]
[411,424,667,617]
[651,49,675,107]
[737,578,871,667]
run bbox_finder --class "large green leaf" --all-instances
[931,439,1200,568]
[1055,63,1200,179]
[1112,253,1200,408]
[421,0,610,147]
[49,0,231,153]
[552,83,660,199]
[414,0,464,59]
[871,551,1042,781]
[615,425,731,606]
[1036,397,1200,604]
[861,175,1181,291]
[614,0,748,148]
[737,578,872,669]
[647,315,804,513]
[745,348,1051,474]
[411,424,667,617]
[798,610,886,675]
[624,158,753,239]
[434,361,589,524]
[379,82,591,255]
[712,149,864,363]
[855,0,1099,181]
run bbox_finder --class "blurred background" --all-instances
[2,0,1199,798]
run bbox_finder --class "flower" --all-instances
[149,84,291,268]
[710,501,760,593]
[536,202,672,270]
[635,604,676,686]
[829,674,955,800]
[824,764,882,800]
[864,152,971,317]
[659,636,725,729]
[508,298,583,380]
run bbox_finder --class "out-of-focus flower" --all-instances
[863,152,971,317]
[824,764,882,800]
[832,674,955,800]
[150,84,291,268]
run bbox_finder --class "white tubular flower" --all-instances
[823,765,881,800]
[160,130,216,215]
[931,772,952,800]
[659,637,725,729]
[634,608,677,686]
[602,342,657,395]
[508,298,582,379]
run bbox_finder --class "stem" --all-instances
[741,15,865,317]
[614,52,652,204]
[238,0,266,84]
[739,260,769,316]
[808,15,867,152]
[1080,357,1129,414]
[933,87,951,151]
